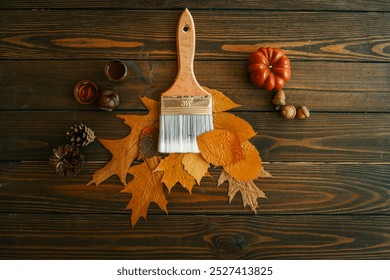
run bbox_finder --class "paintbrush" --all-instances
[158,8,213,153]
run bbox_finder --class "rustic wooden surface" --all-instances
[0,0,389,259]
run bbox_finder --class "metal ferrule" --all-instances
[160,96,212,115]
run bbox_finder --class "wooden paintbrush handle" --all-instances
[162,9,211,97]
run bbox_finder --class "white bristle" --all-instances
[158,114,213,153]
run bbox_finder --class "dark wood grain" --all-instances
[1,1,389,261]
[0,214,388,259]
[1,10,389,61]
[1,111,389,162]
[1,60,389,112]
[0,162,389,215]
[1,0,389,11]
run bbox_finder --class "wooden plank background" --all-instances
[0,0,389,259]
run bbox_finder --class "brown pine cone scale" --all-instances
[49,144,84,177]
[66,123,95,148]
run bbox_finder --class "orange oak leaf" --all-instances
[121,156,167,227]
[87,97,159,186]
[202,86,241,113]
[213,112,257,143]
[197,129,244,166]
[218,170,266,213]
[138,125,159,160]
[182,153,210,185]
[224,141,262,181]
[154,153,196,193]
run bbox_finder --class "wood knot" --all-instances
[212,234,245,257]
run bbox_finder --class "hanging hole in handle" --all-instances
[183,25,190,32]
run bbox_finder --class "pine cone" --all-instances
[66,123,95,148]
[49,144,84,177]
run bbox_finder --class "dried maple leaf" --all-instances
[87,97,159,186]
[213,112,257,144]
[202,86,241,113]
[218,170,266,213]
[121,156,167,227]
[224,141,262,181]
[138,125,159,160]
[259,167,273,178]
[182,153,210,185]
[87,87,268,228]
[197,129,244,166]
[154,153,196,193]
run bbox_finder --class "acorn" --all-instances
[281,105,296,119]
[97,89,120,111]
[297,106,310,119]
[272,90,286,110]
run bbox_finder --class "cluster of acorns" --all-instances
[272,89,310,119]
[49,123,95,177]
[247,47,310,119]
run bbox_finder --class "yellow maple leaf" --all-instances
[121,156,167,227]
[197,129,244,166]
[202,86,241,113]
[218,170,266,214]
[154,153,196,193]
[213,112,257,143]
[87,97,159,186]
[224,141,262,181]
[182,153,210,185]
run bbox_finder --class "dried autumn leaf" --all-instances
[213,112,257,143]
[121,156,167,227]
[259,167,273,178]
[87,97,159,186]
[182,153,210,185]
[87,87,268,228]
[202,86,241,113]
[138,125,159,160]
[218,170,266,213]
[154,153,196,193]
[197,129,244,166]
[224,141,262,181]
[217,168,230,187]
[229,180,266,214]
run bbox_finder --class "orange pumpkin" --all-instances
[248,47,291,91]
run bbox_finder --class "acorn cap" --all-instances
[281,105,296,119]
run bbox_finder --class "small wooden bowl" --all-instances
[74,80,98,104]
[104,60,128,82]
